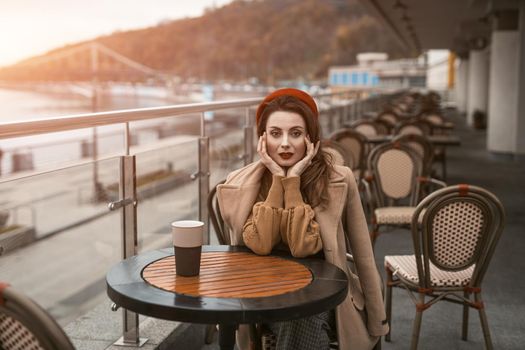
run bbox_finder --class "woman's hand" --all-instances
[258,132,286,177]
[287,137,319,177]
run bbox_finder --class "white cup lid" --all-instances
[171,220,204,247]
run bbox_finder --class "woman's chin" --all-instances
[276,159,298,168]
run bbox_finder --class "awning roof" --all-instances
[357,0,519,56]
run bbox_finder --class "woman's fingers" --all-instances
[313,141,320,156]
[257,135,262,153]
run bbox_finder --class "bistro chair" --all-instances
[321,139,354,167]
[391,134,434,177]
[363,142,445,247]
[349,119,380,138]
[384,185,505,349]
[375,111,399,133]
[208,179,229,245]
[0,282,75,350]
[393,119,432,137]
[205,179,228,345]
[329,128,368,183]
[417,112,451,180]
[372,119,391,135]
[419,112,450,133]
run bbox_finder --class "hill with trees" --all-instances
[0,0,404,83]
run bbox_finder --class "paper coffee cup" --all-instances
[171,220,204,276]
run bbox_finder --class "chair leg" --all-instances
[441,149,447,181]
[248,324,262,350]
[410,293,425,350]
[385,266,393,342]
[476,294,493,350]
[462,291,470,341]
[205,324,217,344]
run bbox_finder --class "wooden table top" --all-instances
[106,246,348,325]
[142,251,312,298]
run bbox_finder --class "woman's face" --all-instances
[265,111,307,168]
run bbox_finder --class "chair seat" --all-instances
[385,255,474,287]
[375,206,416,224]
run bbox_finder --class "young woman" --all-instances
[217,88,388,349]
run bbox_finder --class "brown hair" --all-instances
[257,95,333,209]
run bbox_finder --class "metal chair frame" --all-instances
[208,179,229,245]
[363,142,445,247]
[329,128,368,182]
[384,185,505,350]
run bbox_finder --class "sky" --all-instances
[0,0,233,68]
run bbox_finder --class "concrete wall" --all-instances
[455,59,469,114]
[467,49,490,126]
[426,59,449,91]
[487,31,519,153]
[517,0,525,154]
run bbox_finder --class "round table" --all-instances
[106,245,348,349]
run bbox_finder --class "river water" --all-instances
[0,87,203,175]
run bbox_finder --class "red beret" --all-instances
[256,88,318,125]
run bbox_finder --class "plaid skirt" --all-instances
[266,310,336,350]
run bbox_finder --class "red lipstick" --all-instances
[279,152,293,160]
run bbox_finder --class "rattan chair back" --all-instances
[376,111,399,131]
[349,119,379,137]
[394,120,432,136]
[367,142,422,208]
[321,139,354,168]
[329,128,367,179]
[392,134,434,176]
[411,184,505,290]
[0,283,75,350]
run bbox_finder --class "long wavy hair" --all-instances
[257,95,333,209]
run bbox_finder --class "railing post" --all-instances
[327,109,334,135]
[355,91,362,120]
[339,106,344,129]
[199,113,210,244]
[114,155,147,347]
[244,107,254,165]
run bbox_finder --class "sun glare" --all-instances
[0,0,232,67]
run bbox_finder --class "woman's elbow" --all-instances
[248,243,272,256]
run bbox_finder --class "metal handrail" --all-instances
[0,98,265,140]
[0,90,361,140]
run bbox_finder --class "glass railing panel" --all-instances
[0,124,125,178]
[127,113,202,150]
[208,107,248,185]
[134,138,199,253]
[0,156,121,326]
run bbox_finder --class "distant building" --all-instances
[328,52,426,90]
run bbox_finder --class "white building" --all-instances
[328,52,426,89]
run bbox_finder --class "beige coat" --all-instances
[217,161,388,349]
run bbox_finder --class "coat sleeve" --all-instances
[279,176,322,258]
[343,167,389,336]
[242,175,284,255]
